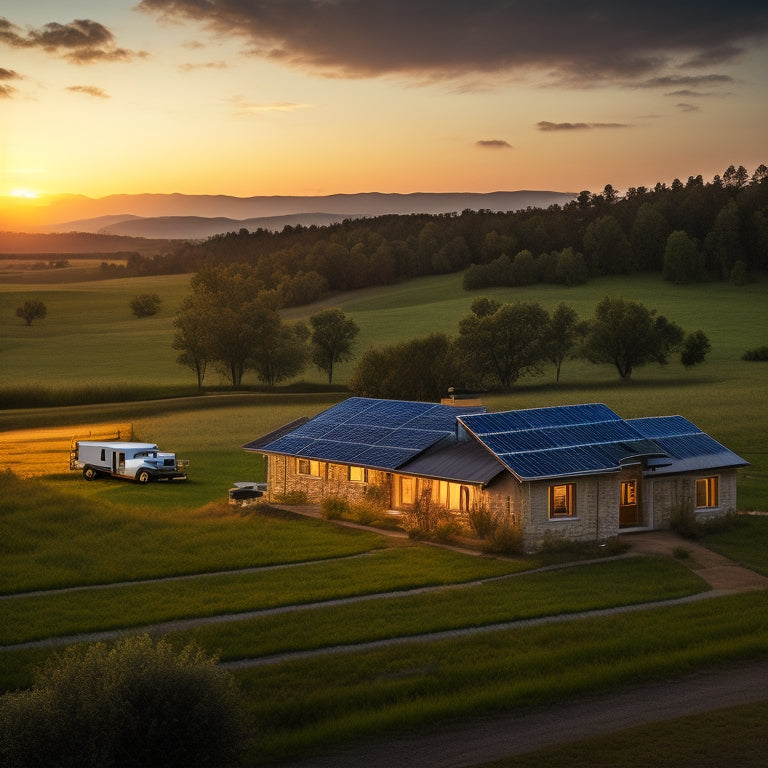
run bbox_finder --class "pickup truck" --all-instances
[70,440,188,483]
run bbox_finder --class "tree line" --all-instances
[173,262,708,395]
[115,163,767,303]
[348,296,709,401]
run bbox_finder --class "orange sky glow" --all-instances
[1,1,767,228]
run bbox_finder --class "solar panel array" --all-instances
[253,398,747,481]
[256,397,485,470]
[458,404,731,481]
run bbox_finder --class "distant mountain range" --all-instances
[32,190,576,240]
[1,191,578,252]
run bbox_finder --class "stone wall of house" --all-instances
[264,455,389,505]
[650,469,739,528]
[481,473,620,552]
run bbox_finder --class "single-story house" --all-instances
[243,397,748,551]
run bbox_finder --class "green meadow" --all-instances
[1,267,768,765]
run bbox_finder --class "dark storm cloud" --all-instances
[0,16,143,64]
[136,0,768,85]
[537,121,630,131]
[477,139,512,149]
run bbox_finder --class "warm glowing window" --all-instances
[400,476,415,505]
[296,458,321,477]
[348,465,367,483]
[549,483,576,518]
[696,476,719,508]
[621,480,637,505]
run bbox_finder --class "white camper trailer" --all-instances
[70,441,188,483]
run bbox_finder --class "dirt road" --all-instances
[281,660,768,768]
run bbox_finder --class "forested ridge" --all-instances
[122,164,767,304]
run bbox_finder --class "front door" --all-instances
[619,479,640,527]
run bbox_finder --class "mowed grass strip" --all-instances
[0,546,527,645]
[166,557,707,662]
[237,591,768,764]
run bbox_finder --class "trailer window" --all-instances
[100,449,105,461]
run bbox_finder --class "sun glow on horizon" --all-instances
[10,188,39,199]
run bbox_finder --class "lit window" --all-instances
[696,476,719,508]
[297,458,321,477]
[349,466,367,483]
[549,483,576,518]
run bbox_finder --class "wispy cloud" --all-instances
[67,84,109,98]
[179,60,228,72]
[0,16,145,64]
[476,139,512,149]
[0,66,20,97]
[676,102,700,112]
[136,1,768,89]
[228,96,312,116]
[537,121,631,132]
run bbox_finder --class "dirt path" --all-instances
[279,660,768,768]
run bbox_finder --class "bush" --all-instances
[0,635,250,768]
[272,490,307,505]
[485,521,524,554]
[400,489,451,539]
[322,495,350,520]
[130,293,162,318]
[742,345,768,361]
[467,502,499,539]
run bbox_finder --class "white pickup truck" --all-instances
[70,440,189,483]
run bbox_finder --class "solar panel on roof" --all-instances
[516,403,621,429]
[653,433,726,460]
[355,445,419,468]
[626,416,699,439]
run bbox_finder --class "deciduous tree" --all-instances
[309,307,360,384]
[583,297,684,378]
[457,300,549,390]
[15,299,47,326]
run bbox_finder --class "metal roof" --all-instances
[245,397,486,471]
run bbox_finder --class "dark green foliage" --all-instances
[129,293,162,318]
[309,307,360,385]
[457,300,550,389]
[15,299,47,326]
[348,332,460,401]
[662,230,704,283]
[0,635,250,768]
[742,345,768,361]
[583,297,684,378]
[680,330,711,368]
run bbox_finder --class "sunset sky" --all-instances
[2,1,767,206]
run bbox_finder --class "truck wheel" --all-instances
[136,470,152,484]
[83,467,98,481]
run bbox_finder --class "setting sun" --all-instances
[10,188,39,199]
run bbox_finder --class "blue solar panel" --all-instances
[518,403,620,429]
[254,397,480,470]
[653,433,726,460]
[626,416,699,439]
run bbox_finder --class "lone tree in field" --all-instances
[0,634,251,768]
[130,293,162,318]
[15,300,47,326]
[309,307,360,384]
[583,296,684,379]
[457,298,550,390]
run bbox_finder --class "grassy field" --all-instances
[1,268,768,765]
